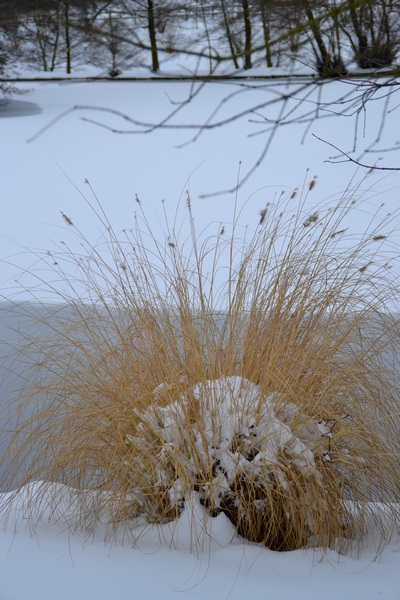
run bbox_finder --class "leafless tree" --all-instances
[5,0,399,184]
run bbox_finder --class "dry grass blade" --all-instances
[1,173,400,554]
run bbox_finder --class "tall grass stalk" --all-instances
[1,173,400,553]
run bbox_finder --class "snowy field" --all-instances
[1,481,400,600]
[1,75,400,299]
[1,77,400,599]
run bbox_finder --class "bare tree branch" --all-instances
[312,133,399,171]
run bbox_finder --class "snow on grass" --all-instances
[132,376,331,517]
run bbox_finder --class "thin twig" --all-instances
[312,134,399,171]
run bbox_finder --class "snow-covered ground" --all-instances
[1,75,400,598]
[0,480,399,600]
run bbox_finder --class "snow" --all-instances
[1,65,400,598]
[1,481,400,600]
[129,376,330,516]
[1,340,399,599]
[1,75,400,301]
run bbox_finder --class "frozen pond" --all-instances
[1,79,400,302]
[1,300,399,493]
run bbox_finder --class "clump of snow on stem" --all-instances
[126,376,333,526]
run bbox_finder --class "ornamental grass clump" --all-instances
[2,174,400,553]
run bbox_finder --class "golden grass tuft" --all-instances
[1,173,400,553]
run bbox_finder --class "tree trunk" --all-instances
[50,8,60,72]
[64,0,71,74]
[260,0,272,68]
[221,0,239,69]
[147,0,159,73]
[300,0,346,76]
[241,0,252,70]
[348,0,363,43]
[200,0,213,74]
[34,14,48,71]
[109,11,118,70]
[301,0,330,68]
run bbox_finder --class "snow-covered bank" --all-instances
[1,481,399,600]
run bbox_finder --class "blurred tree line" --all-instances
[0,1,398,77]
